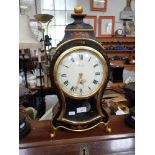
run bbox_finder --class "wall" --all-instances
[78,0,135,36]
[38,0,135,38]
[25,0,135,47]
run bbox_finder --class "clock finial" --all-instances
[71,5,86,18]
[74,4,83,15]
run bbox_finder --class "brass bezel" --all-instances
[55,38,105,51]
[53,46,108,99]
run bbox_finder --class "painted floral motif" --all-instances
[70,32,89,38]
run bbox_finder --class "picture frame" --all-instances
[84,16,97,35]
[98,16,115,37]
[90,0,107,11]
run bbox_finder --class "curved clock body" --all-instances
[50,38,110,135]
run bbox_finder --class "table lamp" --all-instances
[34,14,53,88]
[19,14,43,139]
[19,14,42,88]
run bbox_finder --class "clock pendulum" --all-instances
[50,5,111,138]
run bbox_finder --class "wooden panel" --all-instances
[20,138,134,155]
[19,115,135,155]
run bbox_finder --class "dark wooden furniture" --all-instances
[97,37,135,71]
[109,66,124,83]
[19,115,135,155]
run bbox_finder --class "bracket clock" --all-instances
[50,5,111,138]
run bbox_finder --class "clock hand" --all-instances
[75,73,83,90]
[80,79,86,85]
[79,74,86,89]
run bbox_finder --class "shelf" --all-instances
[97,36,135,43]
[105,50,134,53]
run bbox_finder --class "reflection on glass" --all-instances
[101,19,112,35]
[66,11,74,25]
[110,138,133,151]
[42,0,54,10]
[105,23,112,33]
[94,0,105,8]
[55,0,65,10]
[55,11,66,25]
[66,0,78,10]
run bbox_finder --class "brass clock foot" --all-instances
[50,129,57,138]
[50,125,57,138]
[105,125,111,133]
[50,132,55,138]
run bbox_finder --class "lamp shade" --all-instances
[19,14,42,49]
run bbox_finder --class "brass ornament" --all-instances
[74,4,83,14]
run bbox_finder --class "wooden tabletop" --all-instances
[20,115,134,149]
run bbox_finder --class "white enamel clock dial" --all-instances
[54,46,108,98]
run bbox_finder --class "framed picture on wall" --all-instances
[98,16,115,37]
[84,16,97,35]
[90,0,107,11]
